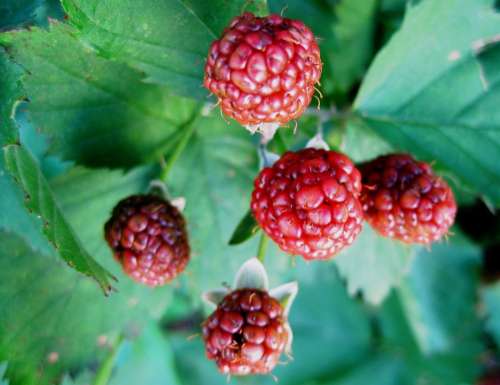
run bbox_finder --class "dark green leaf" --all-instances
[3,144,115,294]
[0,230,173,385]
[228,210,260,245]
[482,282,500,347]
[0,0,41,30]
[0,23,199,169]
[108,324,182,385]
[355,0,500,205]
[61,0,267,99]
[0,49,22,146]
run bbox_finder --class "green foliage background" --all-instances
[0,0,499,384]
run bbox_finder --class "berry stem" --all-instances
[256,233,269,263]
[92,334,125,385]
[159,114,198,183]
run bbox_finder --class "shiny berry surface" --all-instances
[251,148,363,260]
[202,289,289,375]
[104,194,189,286]
[204,12,322,127]
[360,154,457,244]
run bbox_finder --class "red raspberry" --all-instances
[104,195,189,286]
[251,148,363,260]
[360,154,457,244]
[202,288,289,375]
[204,12,322,134]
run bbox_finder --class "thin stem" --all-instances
[159,114,198,183]
[256,233,269,263]
[93,334,125,385]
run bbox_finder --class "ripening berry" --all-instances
[202,288,289,375]
[251,148,363,260]
[104,194,190,286]
[360,154,457,244]
[204,12,322,137]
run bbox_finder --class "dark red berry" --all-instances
[104,194,190,286]
[202,289,289,375]
[204,12,322,130]
[251,148,363,260]
[360,154,457,244]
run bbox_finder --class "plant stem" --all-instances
[159,115,198,183]
[256,233,269,263]
[93,334,125,385]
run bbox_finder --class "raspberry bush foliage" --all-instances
[0,0,500,385]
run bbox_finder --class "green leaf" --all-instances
[377,290,481,385]
[330,0,378,94]
[354,0,500,205]
[397,235,482,355]
[319,355,405,385]
[108,324,182,385]
[0,23,198,169]
[334,226,415,305]
[0,50,22,146]
[340,119,394,163]
[0,230,172,385]
[482,282,500,348]
[0,0,41,30]
[228,210,260,245]
[61,0,267,99]
[3,144,115,294]
[0,155,52,254]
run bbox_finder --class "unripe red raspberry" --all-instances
[104,194,189,286]
[204,12,322,136]
[251,148,363,260]
[360,154,457,244]
[202,288,289,375]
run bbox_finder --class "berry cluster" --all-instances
[204,12,321,133]
[104,194,189,287]
[251,148,363,260]
[202,289,289,375]
[102,10,459,380]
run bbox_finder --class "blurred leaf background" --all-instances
[1,0,500,384]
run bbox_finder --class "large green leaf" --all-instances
[0,50,21,146]
[0,0,41,30]
[0,231,172,385]
[0,23,198,169]
[482,282,500,348]
[334,226,415,305]
[0,155,52,254]
[329,0,378,95]
[108,324,182,385]
[61,0,267,99]
[354,0,500,206]
[397,235,482,355]
[3,145,115,294]
[377,295,477,385]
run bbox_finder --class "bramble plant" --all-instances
[1,1,500,385]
